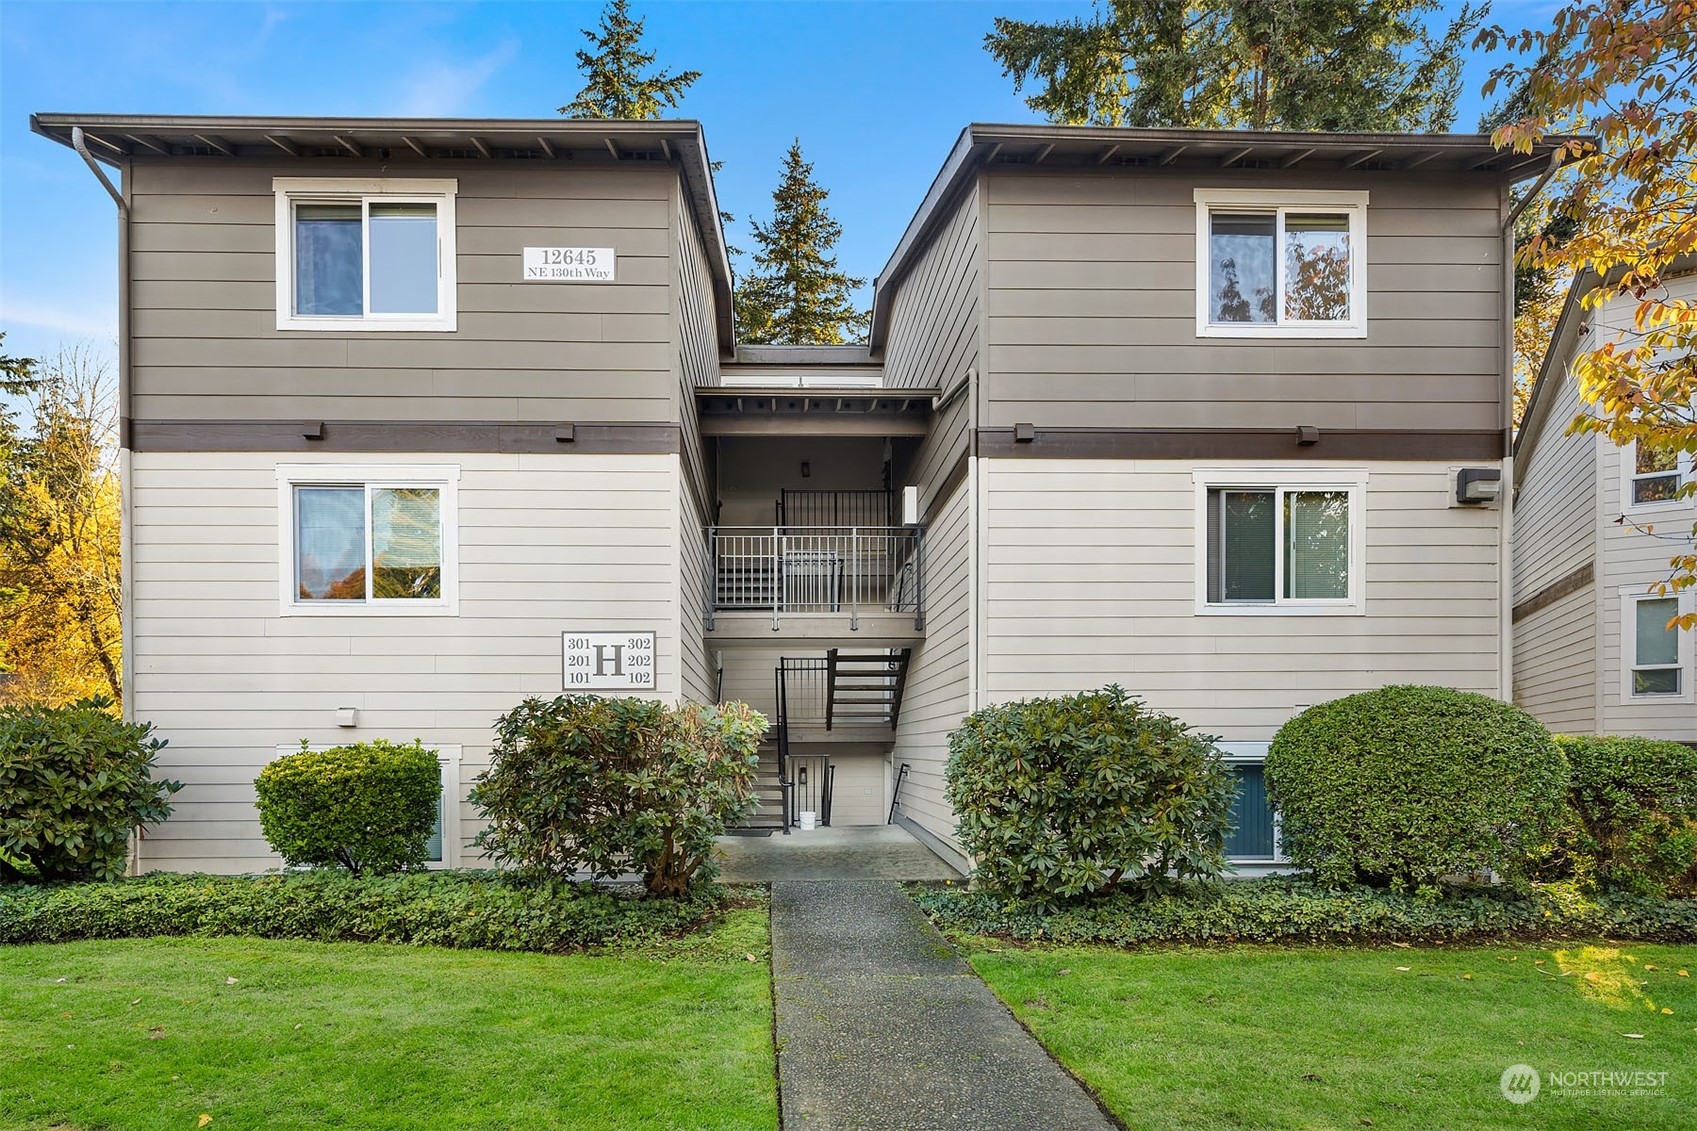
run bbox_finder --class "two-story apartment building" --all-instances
[33,114,1569,873]
[1511,263,1697,743]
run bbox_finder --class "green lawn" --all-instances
[964,939,1697,1131]
[0,910,777,1131]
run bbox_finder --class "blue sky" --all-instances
[1,0,1554,367]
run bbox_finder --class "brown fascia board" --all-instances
[867,122,1592,353]
[30,112,736,349]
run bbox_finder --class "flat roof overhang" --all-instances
[697,389,931,436]
[30,112,735,350]
[868,124,1594,350]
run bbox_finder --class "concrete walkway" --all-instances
[770,880,1118,1131]
[717,825,964,883]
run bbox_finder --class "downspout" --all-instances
[1495,149,1563,704]
[73,127,138,870]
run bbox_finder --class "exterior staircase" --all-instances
[739,742,787,832]
[826,648,912,730]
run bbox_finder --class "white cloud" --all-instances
[0,295,116,341]
[393,38,520,118]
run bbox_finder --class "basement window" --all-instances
[274,177,458,331]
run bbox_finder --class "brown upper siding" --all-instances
[127,158,695,425]
[980,167,1507,432]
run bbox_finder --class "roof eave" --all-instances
[867,123,1591,352]
[29,113,737,348]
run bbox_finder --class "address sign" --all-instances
[562,631,655,690]
[523,247,615,282]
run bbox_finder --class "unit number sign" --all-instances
[562,631,655,690]
[523,247,615,282]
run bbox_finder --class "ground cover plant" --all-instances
[1266,685,1569,891]
[962,938,1697,1131]
[0,870,730,952]
[912,878,1697,947]
[0,909,776,1131]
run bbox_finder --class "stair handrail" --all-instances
[889,762,911,825]
[775,661,793,835]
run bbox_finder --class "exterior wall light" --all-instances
[1456,467,1502,504]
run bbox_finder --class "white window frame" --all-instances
[1192,467,1368,616]
[275,743,462,869]
[1620,438,1694,513]
[276,463,461,617]
[274,177,458,332]
[1217,741,1286,865]
[1194,188,1369,339]
[1620,588,1695,703]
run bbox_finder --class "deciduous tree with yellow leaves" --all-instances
[0,340,123,705]
[1482,0,1697,628]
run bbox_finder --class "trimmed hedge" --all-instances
[0,871,729,953]
[945,686,1237,906]
[255,740,442,876]
[1548,735,1697,897]
[0,697,179,883]
[1266,685,1568,891]
[911,879,1697,947]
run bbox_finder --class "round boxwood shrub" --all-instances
[944,685,1238,907]
[0,696,180,883]
[1265,685,1568,892]
[1547,735,1697,897]
[254,739,441,875]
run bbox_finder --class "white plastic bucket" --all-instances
[797,811,818,830]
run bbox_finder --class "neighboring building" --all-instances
[1511,264,1696,743]
[33,115,1568,874]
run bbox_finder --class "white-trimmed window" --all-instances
[1194,468,1368,615]
[277,465,460,616]
[1622,439,1693,510]
[1194,189,1368,338]
[274,177,458,331]
[1622,590,1694,700]
[275,743,461,868]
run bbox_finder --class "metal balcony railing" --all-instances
[705,525,924,630]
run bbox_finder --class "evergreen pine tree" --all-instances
[559,0,700,120]
[734,141,869,345]
[986,0,1484,132]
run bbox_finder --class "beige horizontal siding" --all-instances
[980,459,1503,740]
[1512,587,1597,733]
[129,449,689,873]
[892,476,973,858]
[982,169,1508,431]
[884,182,980,392]
[127,160,684,423]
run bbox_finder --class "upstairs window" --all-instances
[274,178,457,332]
[1194,469,1367,615]
[1194,189,1367,338]
[1623,440,1693,509]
